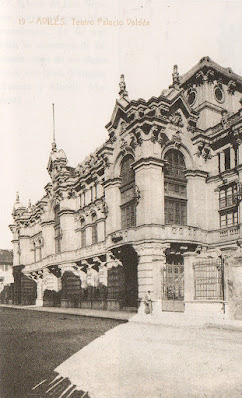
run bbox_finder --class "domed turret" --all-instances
[13,192,25,214]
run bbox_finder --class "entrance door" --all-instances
[162,262,185,312]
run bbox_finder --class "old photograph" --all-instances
[0,1,241,397]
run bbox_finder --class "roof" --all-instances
[0,250,13,264]
[180,56,242,86]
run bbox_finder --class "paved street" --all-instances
[0,308,123,397]
[0,307,241,397]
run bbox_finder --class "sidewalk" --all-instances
[0,304,133,321]
[45,321,242,397]
[0,304,241,331]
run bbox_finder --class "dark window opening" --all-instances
[120,155,136,229]
[92,213,98,244]
[224,148,231,171]
[164,149,187,226]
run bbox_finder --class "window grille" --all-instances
[193,259,223,300]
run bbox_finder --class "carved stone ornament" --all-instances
[108,131,117,144]
[206,69,215,83]
[120,120,127,134]
[111,232,124,243]
[135,185,141,204]
[195,71,205,86]
[100,154,110,168]
[221,110,229,129]
[187,117,197,134]
[196,142,212,161]
[169,111,183,127]
[227,80,237,95]
[102,201,109,216]
[171,130,182,147]
[150,126,159,143]
[130,128,143,149]
[68,189,76,199]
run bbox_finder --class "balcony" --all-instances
[107,224,208,247]
[23,241,107,273]
[219,225,240,239]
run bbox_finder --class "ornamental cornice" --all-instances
[103,177,121,188]
[132,157,165,171]
[58,208,76,216]
[76,197,108,220]
[184,169,209,179]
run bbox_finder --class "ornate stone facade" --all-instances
[10,57,242,319]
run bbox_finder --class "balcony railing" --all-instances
[219,225,240,238]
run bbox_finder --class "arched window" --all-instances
[164,149,187,225]
[91,213,98,244]
[81,218,86,248]
[120,155,136,228]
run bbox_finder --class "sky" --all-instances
[1,0,242,249]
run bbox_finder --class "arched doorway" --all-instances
[108,245,138,309]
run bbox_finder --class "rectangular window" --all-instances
[92,224,98,244]
[234,147,238,167]
[121,202,136,229]
[218,153,221,173]
[219,184,238,209]
[220,209,238,228]
[224,148,231,171]
[81,229,86,247]
[165,199,187,225]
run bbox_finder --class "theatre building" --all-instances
[10,57,242,319]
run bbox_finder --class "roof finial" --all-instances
[52,103,57,152]
[172,65,180,89]
[16,191,20,203]
[119,74,129,101]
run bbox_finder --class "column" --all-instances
[134,243,169,315]
[36,277,44,306]
[182,252,197,312]
[226,249,242,320]
[133,158,164,226]
[185,170,209,229]
[103,178,121,234]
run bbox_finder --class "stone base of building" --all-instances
[91,300,107,310]
[36,298,43,307]
[184,301,228,318]
[107,299,121,311]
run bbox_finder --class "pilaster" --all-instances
[182,251,197,303]
[133,157,165,225]
[134,242,169,305]
[103,178,121,234]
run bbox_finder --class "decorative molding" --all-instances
[132,157,164,171]
[169,111,183,127]
[227,80,237,95]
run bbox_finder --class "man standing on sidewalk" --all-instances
[144,290,153,314]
